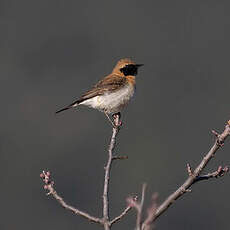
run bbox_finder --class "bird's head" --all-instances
[112,58,143,76]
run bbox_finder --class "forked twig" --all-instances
[40,119,230,230]
[40,171,103,224]
[40,113,130,230]
[149,121,230,223]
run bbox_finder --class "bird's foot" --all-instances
[104,112,122,128]
[112,113,122,128]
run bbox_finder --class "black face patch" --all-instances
[120,64,138,76]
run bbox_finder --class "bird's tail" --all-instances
[55,101,79,114]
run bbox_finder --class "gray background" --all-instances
[1,0,230,229]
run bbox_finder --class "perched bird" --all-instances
[56,58,143,126]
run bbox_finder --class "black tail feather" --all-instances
[55,106,72,114]
[56,99,82,114]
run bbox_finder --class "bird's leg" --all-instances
[104,112,116,128]
[112,112,122,127]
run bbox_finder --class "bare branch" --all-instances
[142,193,158,230]
[110,206,132,226]
[40,113,131,230]
[136,184,147,230]
[40,110,230,230]
[40,171,103,224]
[103,113,121,230]
[110,196,137,226]
[194,165,229,183]
[126,184,147,230]
[150,121,230,221]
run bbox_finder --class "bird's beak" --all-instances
[136,64,144,68]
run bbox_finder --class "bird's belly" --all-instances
[82,85,135,114]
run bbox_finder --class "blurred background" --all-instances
[1,0,230,229]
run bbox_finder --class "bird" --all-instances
[56,58,143,126]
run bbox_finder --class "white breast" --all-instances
[81,84,135,114]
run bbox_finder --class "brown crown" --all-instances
[112,58,136,74]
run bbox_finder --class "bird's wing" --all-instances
[77,74,127,103]
[56,74,126,113]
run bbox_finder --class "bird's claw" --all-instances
[112,112,122,128]
[112,120,122,129]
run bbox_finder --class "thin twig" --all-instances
[40,171,103,224]
[126,185,147,230]
[142,193,158,230]
[186,163,193,176]
[150,121,230,222]
[110,205,133,226]
[194,165,229,183]
[103,114,121,230]
[136,184,147,230]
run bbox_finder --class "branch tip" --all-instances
[153,121,230,222]
[110,196,137,226]
[186,163,193,176]
[215,165,229,177]
[39,171,102,224]
[126,195,139,209]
